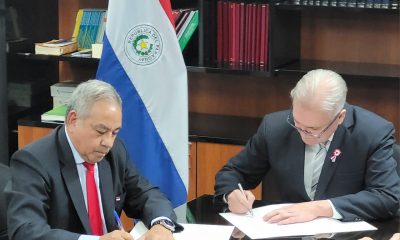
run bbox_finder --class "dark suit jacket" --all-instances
[0,163,10,240]
[215,103,400,221]
[7,125,176,240]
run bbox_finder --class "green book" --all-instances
[41,105,68,122]
[179,10,198,51]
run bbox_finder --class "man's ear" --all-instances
[338,109,346,124]
[66,110,78,127]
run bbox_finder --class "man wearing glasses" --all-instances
[215,69,399,224]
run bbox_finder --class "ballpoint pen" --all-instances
[113,210,125,231]
[238,183,254,217]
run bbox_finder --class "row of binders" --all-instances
[73,9,107,50]
[279,0,399,8]
[217,1,270,67]
[34,8,198,56]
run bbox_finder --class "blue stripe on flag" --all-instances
[97,35,186,207]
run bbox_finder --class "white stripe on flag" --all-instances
[97,0,188,207]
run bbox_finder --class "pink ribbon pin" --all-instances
[330,149,342,162]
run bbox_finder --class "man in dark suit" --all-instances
[7,80,178,240]
[0,163,10,240]
[215,69,400,224]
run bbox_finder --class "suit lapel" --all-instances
[315,104,353,199]
[57,126,92,233]
[98,158,118,231]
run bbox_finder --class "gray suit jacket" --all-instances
[7,125,175,240]
[215,103,400,221]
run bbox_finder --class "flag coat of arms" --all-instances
[96,0,188,207]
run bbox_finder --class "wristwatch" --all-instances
[152,219,176,232]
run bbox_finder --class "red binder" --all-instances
[217,0,223,62]
[238,3,245,65]
[255,4,261,65]
[250,3,257,65]
[260,4,269,67]
[228,2,238,63]
[244,3,251,65]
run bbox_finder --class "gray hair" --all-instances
[66,79,122,120]
[290,69,348,116]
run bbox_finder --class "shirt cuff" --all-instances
[78,235,100,240]
[150,216,172,227]
[328,200,343,220]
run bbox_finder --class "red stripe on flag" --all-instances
[159,0,175,28]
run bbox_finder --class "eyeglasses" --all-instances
[286,111,340,139]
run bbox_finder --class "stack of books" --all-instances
[35,39,78,56]
[50,82,79,108]
[41,82,79,123]
[41,105,67,122]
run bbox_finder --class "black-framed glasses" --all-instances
[286,111,341,138]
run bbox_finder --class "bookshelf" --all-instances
[5,0,400,198]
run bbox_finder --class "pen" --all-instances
[238,183,254,217]
[113,210,125,231]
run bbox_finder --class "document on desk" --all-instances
[220,204,377,239]
[130,221,234,240]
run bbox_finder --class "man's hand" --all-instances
[138,224,174,240]
[100,230,133,240]
[263,200,333,225]
[390,233,400,240]
[226,189,255,214]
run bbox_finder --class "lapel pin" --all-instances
[116,196,121,202]
[330,149,342,163]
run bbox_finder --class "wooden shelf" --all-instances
[275,3,399,12]
[275,60,400,79]
[14,52,99,64]
[186,61,270,77]
[13,53,273,77]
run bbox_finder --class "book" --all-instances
[178,10,199,51]
[41,105,68,122]
[91,43,103,58]
[35,39,78,56]
[72,9,83,42]
[50,82,79,98]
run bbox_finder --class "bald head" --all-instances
[290,69,348,117]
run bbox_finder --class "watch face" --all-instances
[163,219,174,227]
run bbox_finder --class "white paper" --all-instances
[130,221,234,240]
[220,204,377,239]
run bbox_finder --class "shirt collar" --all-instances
[64,126,85,165]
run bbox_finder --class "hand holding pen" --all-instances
[238,183,254,216]
[114,210,125,232]
[225,183,255,217]
[97,211,133,240]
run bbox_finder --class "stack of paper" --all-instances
[131,221,234,240]
[220,204,377,239]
